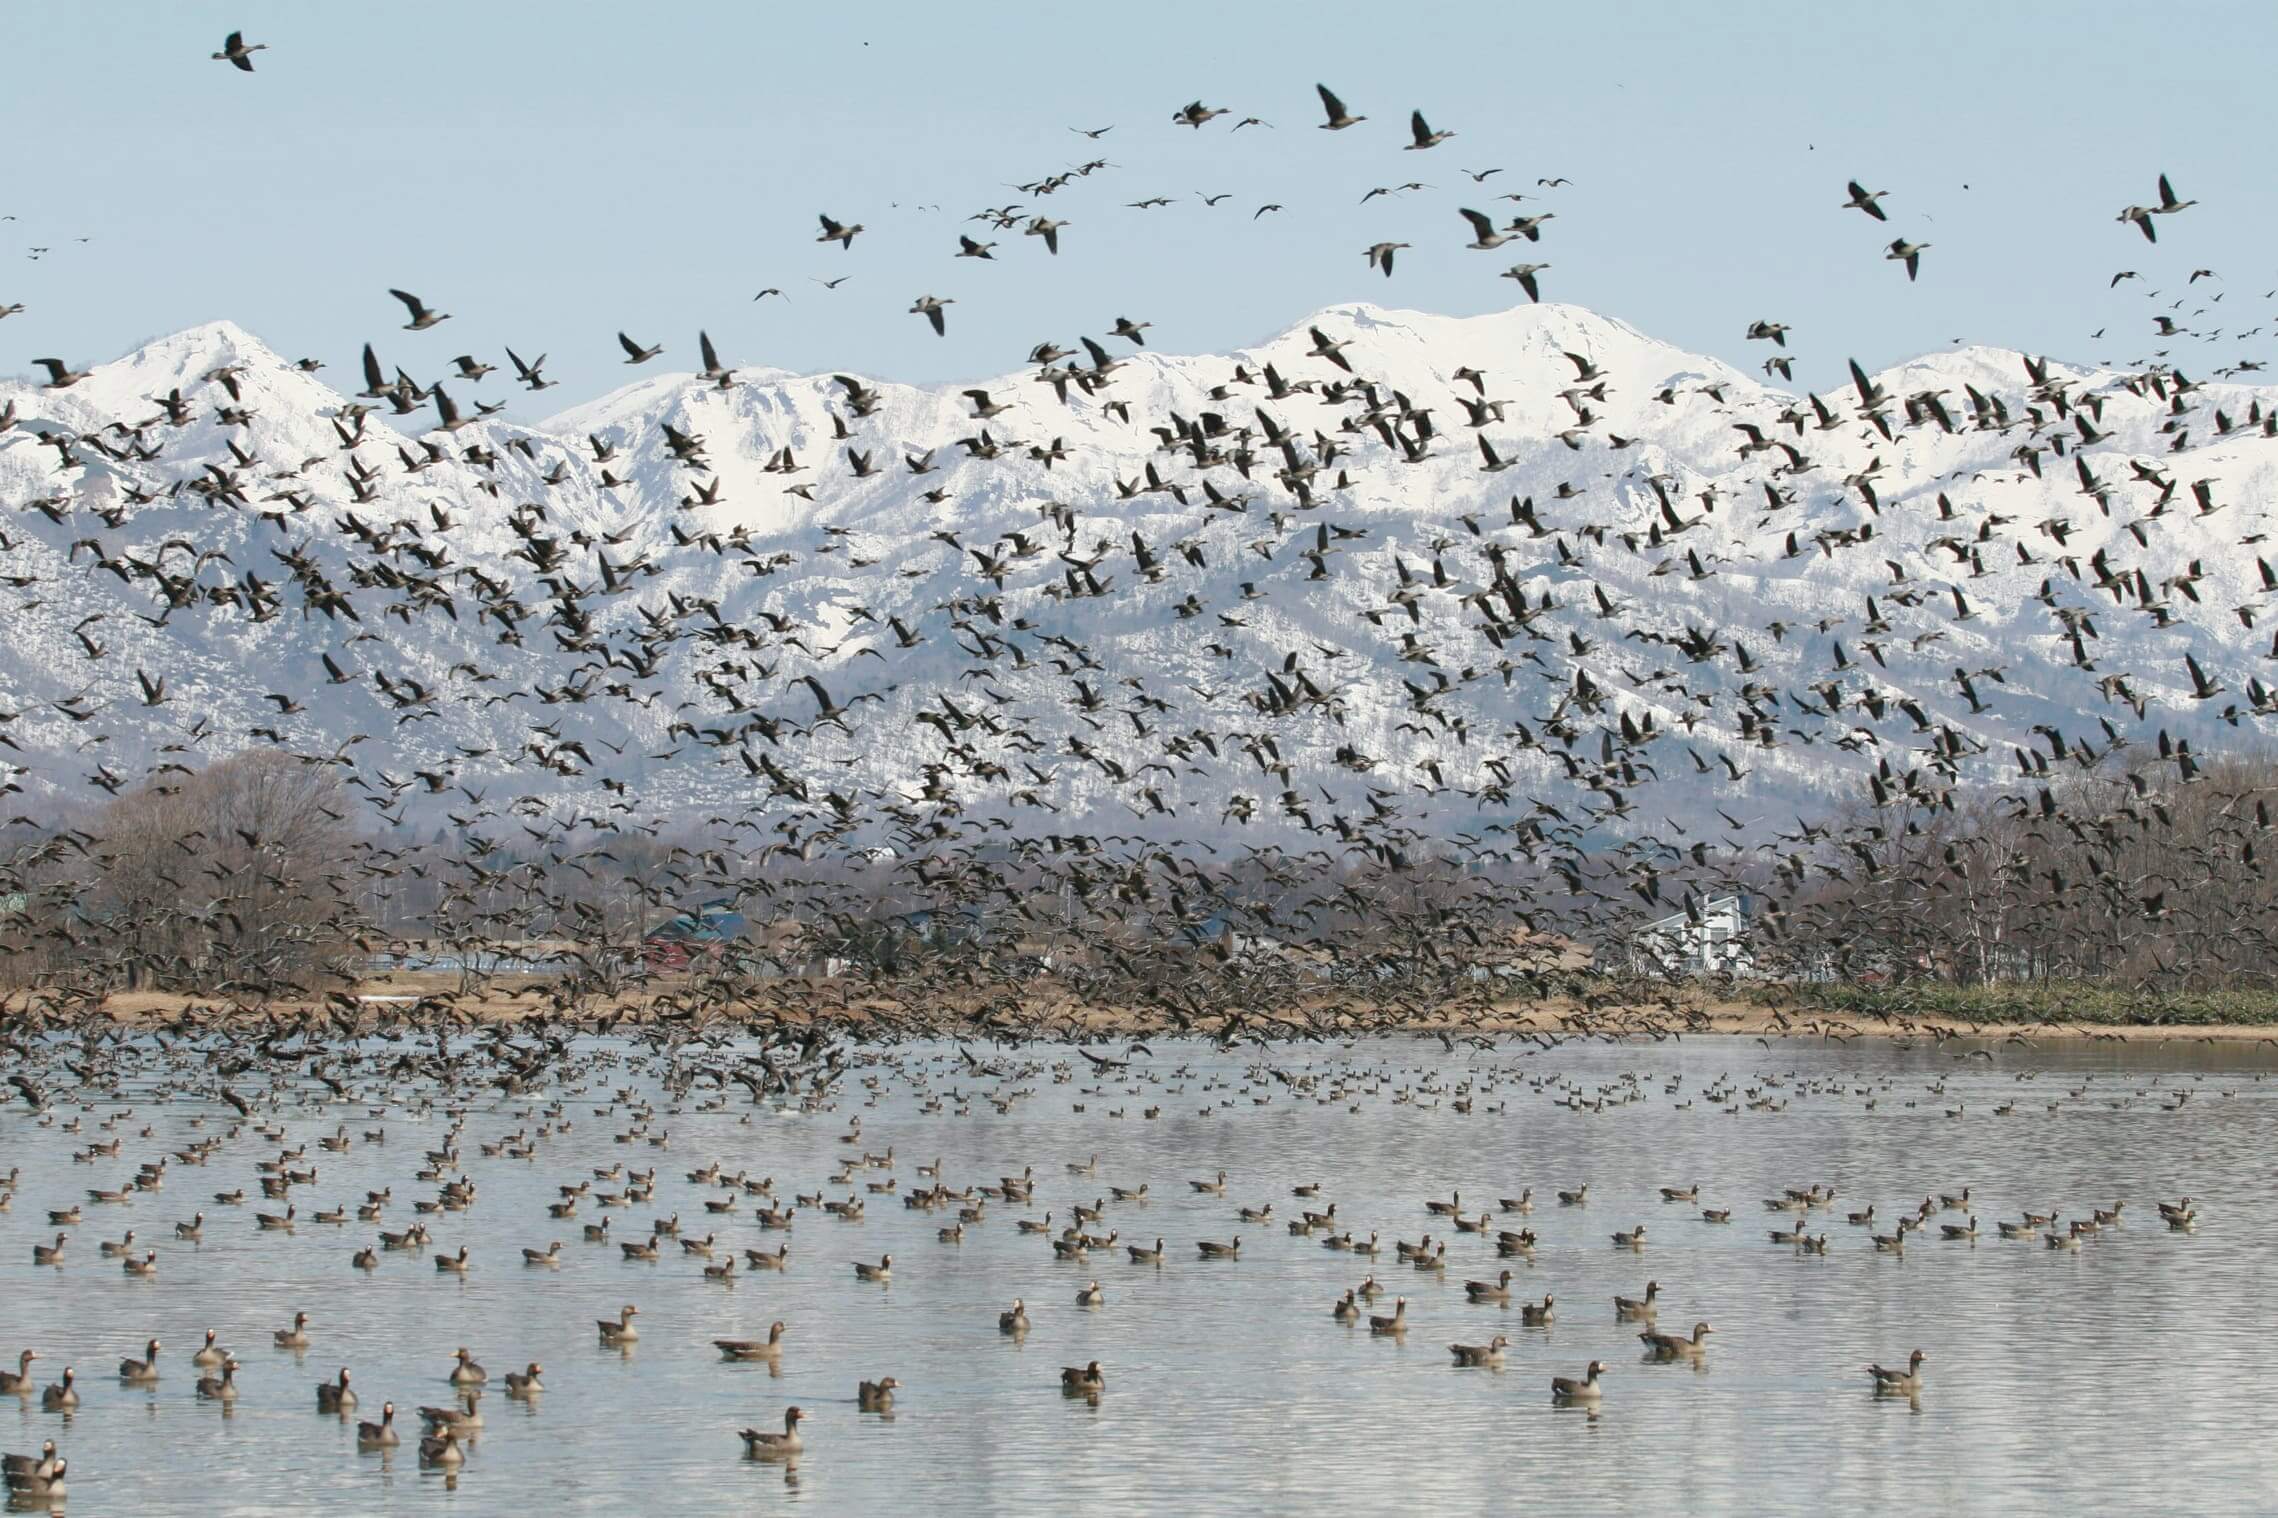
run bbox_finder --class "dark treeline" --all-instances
[3,745,2273,1034]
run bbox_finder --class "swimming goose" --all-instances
[1059,1363,1105,1393]
[597,1305,640,1343]
[716,1322,790,1360]
[1424,1191,1461,1216]
[433,1245,470,1273]
[1659,1184,1698,1202]
[1333,1289,1361,1322]
[1557,1185,1588,1205]
[0,1352,36,1395]
[1520,1294,1556,1326]
[316,1366,357,1412]
[522,1241,563,1266]
[121,1248,159,1276]
[1,1458,64,1502]
[419,1392,483,1431]
[1701,1208,1732,1224]
[40,1370,76,1411]
[858,1377,900,1411]
[1551,1362,1607,1402]
[175,1213,205,1240]
[744,1243,790,1270]
[100,1229,138,1257]
[30,1234,65,1266]
[504,1363,544,1397]
[357,1403,399,1448]
[1612,1224,1647,1250]
[274,1312,311,1349]
[1196,1237,1241,1259]
[190,1330,229,1368]
[119,1338,161,1382]
[3,1445,58,1482]
[352,1245,379,1270]
[1465,1270,1514,1304]
[1940,1216,1978,1241]
[998,1301,1029,1335]
[1449,1336,1510,1367]
[1615,1281,1660,1319]
[447,1348,487,1386]
[1190,1171,1228,1195]
[1641,1321,1715,1358]
[1076,1280,1105,1307]
[853,1254,892,1282]
[1499,1190,1534,1214]
[741,1406,808,1459]
[190,1355,240,1400]
[1868,1349,1926,1395]
[418,1428,465,1467]
[1368,1297,1408,1335]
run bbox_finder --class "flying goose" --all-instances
[211,30,267,70]
[1314,83,1365,130]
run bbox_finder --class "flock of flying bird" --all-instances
[0,1033,2225,1504]
[0,47,2265,1131]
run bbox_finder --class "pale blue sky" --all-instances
[3,2,2271,408]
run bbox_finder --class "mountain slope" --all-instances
[1,302,2272,845]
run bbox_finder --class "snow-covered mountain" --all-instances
[2,301,2272,844]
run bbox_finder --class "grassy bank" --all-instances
[1738,981,2278,1028]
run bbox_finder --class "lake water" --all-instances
[1,1033,2271,1516]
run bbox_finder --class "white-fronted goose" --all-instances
[504,1363,544,1397]
[1449,1336,1509,1367]
[1368,1297,1408,1335]
[858,1377,899,1412]
[1059,1363,1104,1394]
[119,1338,161,1383]
[357,1403,400,1448]
[0,1351,36,1395]
[1615,1279,1661,1318]
[447,1348,486,1386]
[1551,1362,1607,1402]
[317,1367,357,1412]
[274,1312,311,1349]
[741,1406,805,1458]
[40,1370,75,1411]
[853,1254,892,1282]
[597,1305,640,1343]
[1641,1322,1715,1359]
[1465,1270,1513,1304]
[1867,1349,1926,1395]
[716,1322,790,1360]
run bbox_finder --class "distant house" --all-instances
[639,898,748,968]
[1629,893,1758,978]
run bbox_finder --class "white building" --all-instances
[1629,893,1758,978]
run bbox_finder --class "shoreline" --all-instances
[8,976,2278,1045]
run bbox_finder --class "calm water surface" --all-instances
[1,1034,2271,1516]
